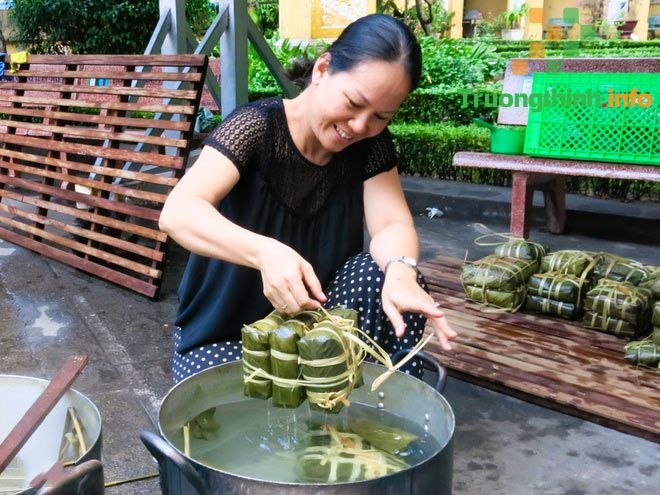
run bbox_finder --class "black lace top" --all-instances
[175,97,397,352]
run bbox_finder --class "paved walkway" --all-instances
[0,177,658,494]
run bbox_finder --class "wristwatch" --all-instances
[385,256,419,275]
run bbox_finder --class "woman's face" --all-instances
[307,56,411,153]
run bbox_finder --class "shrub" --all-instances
[390,123,490,178]
[392,84,501,125]
[10,0,214,54]
[419,37,506,87]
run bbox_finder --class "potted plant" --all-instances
[501,3,528,40]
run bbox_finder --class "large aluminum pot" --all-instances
[142,351,454,495]
[0,375,103,495]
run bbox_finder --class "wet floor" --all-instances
[0,177,658,494]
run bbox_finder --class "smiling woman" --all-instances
[159,14,457,384]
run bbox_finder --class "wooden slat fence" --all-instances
[0,54,208,298]
[420,255,660,443]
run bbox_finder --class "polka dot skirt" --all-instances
[172,331,242,384]
[324,252,427,378]
[172,252,429,383]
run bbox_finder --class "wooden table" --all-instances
[420,255,660,443]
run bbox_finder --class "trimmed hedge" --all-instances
[390,123,660,201]
[391,84,500,125]
[248,85,501,126]
[481,39,660,52]
[390,123,490,178]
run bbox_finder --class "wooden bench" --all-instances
[453,58,660,239]
[0,54,208,298]
[420,256,660,443]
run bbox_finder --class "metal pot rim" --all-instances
[157,360,455,487]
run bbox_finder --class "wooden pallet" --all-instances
[0,55,208,298]
[419,255,660,443]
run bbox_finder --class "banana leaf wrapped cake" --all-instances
[624,340,660,367]
[297,313,363,414]
[242,307,366,412]
[525,295,580,319]
[242,310,285,399]
[494,240,547,263]
[297,425,409,483]
[639,270,660,300]
[540,250,599,277]
[269,326,304,408]
[524,272,587,319]
[592,254,652,286]
[582,280,653,337]
[461,255,537,311]
[461,255,537,291]
[464,285,526,310]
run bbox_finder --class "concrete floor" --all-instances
[0,178,658,494]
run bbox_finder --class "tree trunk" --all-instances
[415,0,433,36]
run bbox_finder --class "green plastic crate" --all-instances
[524,72,660,166]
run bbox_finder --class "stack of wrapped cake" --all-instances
[525,250,599,319]
[582,254,654,338]
[583,279,653,338]
[242,307,363,413]
[461,241,541,311]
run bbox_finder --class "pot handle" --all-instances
[140,431,209,495]
[392,349,447,393]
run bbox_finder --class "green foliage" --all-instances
[10,0,216,54]
[390,123,490,178]
[248,0,279,38]
[484,38,660,52]
[419,37,506,87]
[391,84,500,125]
[501,3,528,30]
[186,0,217,39]
[246,35,327,91]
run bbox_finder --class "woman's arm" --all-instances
[364,168,456,350]
[159,146,325,312]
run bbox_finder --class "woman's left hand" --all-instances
[381,263,457,351]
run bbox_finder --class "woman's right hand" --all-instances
[256,239,327,314]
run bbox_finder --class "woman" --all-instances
[160,14,456,384]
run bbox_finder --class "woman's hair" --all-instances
[288,14,422,92]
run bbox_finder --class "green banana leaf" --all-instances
[653,327,660,346]
[639,271,660,301]
[188,407,220,441]
[584,279,652,324]
[297,425,408,483]
[623,341,660,366]
[540,250,598,277]
[269,326,305,408]
[349,417,418,455]
[593,254,652,286]
[583,311,636,338]
[464,284,526,310]
[461,255,537,291]
[494,240,547,262]
[654,303,660,327]
[525,295,580,319]
[527,272,585,303]
[297,323,351,414]
[241,321,273,400]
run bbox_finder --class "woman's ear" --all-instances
[311,53,331,86]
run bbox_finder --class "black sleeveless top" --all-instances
[175,97,397,353]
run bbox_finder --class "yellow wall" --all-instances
[279,0,313,40]
[630,0,651,39]
[280,0,377,40]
